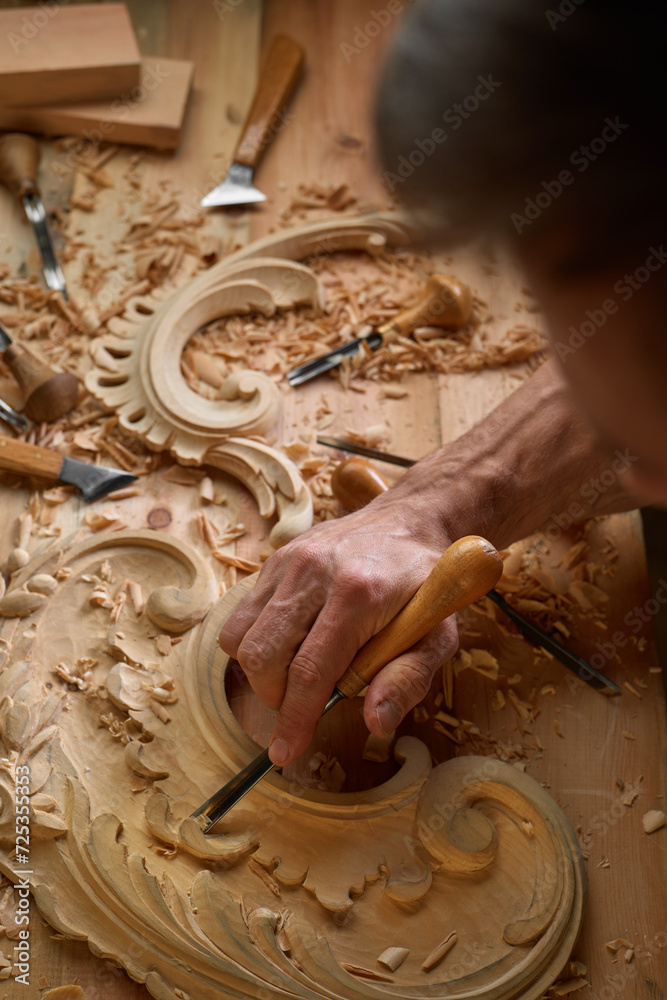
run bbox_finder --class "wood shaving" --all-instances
[422,931,457,972]
[42,987,87,1000]
[247,858,281,897]
[377,946,409,971]
[547,978,589,996]
[362,731,395,762]
[341,963,393,983]
[642,809,666,833]
[491,689,506,711]
[605,938,633,952]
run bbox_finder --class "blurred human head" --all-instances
[376,0,667,502]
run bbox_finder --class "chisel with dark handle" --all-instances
[0,434,137,501]
[0,133,68,299]
[0,322,78,422]
[192,534,502,831]
[287,274,472,386]
[330,453,620,694]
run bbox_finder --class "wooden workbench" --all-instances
[0,2,665,998]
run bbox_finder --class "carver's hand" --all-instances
[218,496,457,767]
[219,361,645,768]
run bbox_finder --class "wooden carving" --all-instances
[0,533,585,999]
[84,214,416,547]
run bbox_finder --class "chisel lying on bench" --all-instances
[0,434,137,501]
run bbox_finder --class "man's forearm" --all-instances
[372,360,642,550]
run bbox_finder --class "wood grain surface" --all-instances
[0,1,664,998]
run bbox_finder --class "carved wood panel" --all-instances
[0,530,585,999]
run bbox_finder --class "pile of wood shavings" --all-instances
[184,248,546,394]
[0,144,233,492]
[410,522,646,767]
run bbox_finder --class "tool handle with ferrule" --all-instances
[0,434,63,481]
[380,274,473,339]
[336,535,502,698]
[0,133,40,200]
[4,343,79,423]
[331,456,390,510]
[234,35,304,169]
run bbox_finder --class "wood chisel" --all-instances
[192,534,503,831]
[0,435,137,501]
[287,274,472,386]
[0,133,68,299]
[0,396,28,433]
[201,35,304,209]
[0,322,78,422]
[324,446,621,695]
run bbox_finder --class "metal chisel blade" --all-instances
[316,436,415,467]
[22,194,68,300]
[287,332,384,386]
[0,396,28,432]
[192,689,346,832]
[201,162,266,208]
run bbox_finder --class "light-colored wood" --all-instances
[0,1,663,997]
[0,58,194,151]
[337,535,503,697]
[0,433,63,480]
[0,131,40,199]
[0,1,265,995]
[0,534,585,999]
[383,273,472,337]
[0,3,141,107]
[234,35,305,170]
[84,214,418,547]
[4,341,79,422]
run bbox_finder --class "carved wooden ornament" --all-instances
[0,532,585,1000]
[85,214,417,547]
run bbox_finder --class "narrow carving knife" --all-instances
[0,133,67,299]
[322,441,621,695]
[0,434,137,501]
[287,275,472,386]
[192,534,503,831]
[201,35,304,209]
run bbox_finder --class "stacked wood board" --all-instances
[0,4,192,149]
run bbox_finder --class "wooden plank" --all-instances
[0,3,141,107]
[0,57,194,151]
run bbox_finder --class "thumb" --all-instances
[362,619,459,737]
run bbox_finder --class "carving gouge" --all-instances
[0,322,78,423]
[0,435,137,501]
[0,133,68,299]
[0,396,28,433]
[287,274,472,386]
[192,534,503,831]
[201,35,304,208]
[325,447,621,695]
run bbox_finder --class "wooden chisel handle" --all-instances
[331,456,389,510]
[336,535,502,698]
[0,133,40,200]
[234,35,304,169]
[4,342,79,423]
[0,434,63,481]
[380,274,472,338]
